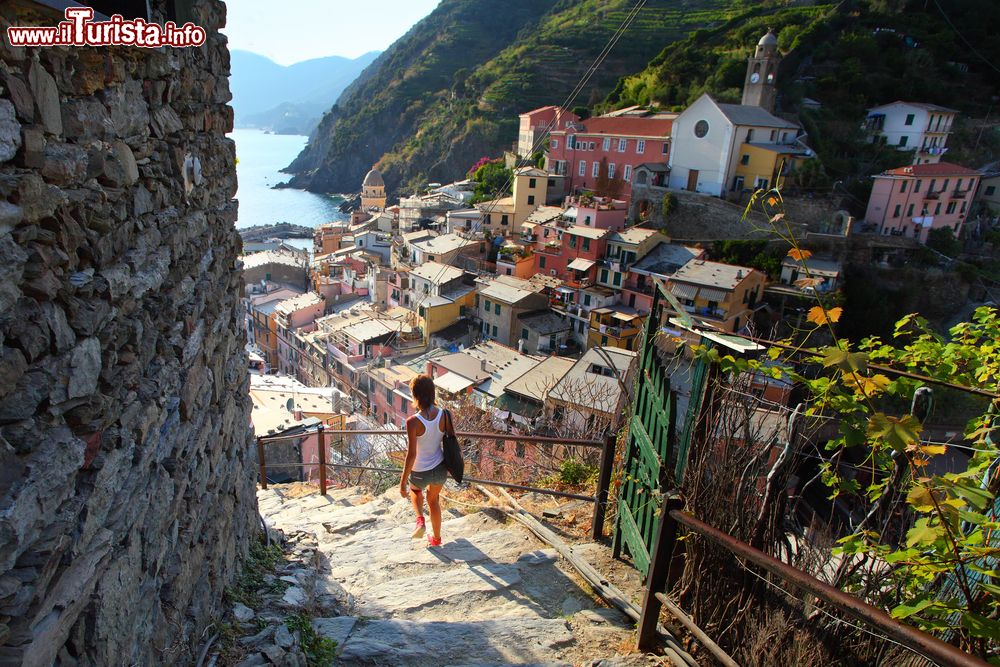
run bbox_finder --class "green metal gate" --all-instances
[613,283,685,575]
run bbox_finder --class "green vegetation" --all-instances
[925,228,962,258]
[604,0,1000,202]
[557,459,598,486]
[470,159,513,203]
[710,239,789,279]
[286,613,338,667]
[661,192,679,218]
[286,0,753,196]
[224,536,285,609]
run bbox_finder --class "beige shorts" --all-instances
[409,462,447,490]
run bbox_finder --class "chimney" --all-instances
[518,339,525,353]
[425,362,433,378]
[736,270,743,279]
[481,359,488,371]
[293,408,303,421]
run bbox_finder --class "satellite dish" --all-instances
[285,398,295,412]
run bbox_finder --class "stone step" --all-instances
[336,617,576,666]
[357,562,523,617]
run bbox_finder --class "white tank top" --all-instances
[412,408,445,472]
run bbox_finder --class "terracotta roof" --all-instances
[882,162,980,177]
[573,116,673,138]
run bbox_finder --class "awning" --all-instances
[433,372,475,394]
[697,287,729,302]
[567,258,596,271]
[669,283,698,300]
[563,206,578,219]
[556,286,576,294]
[612,311,638,322]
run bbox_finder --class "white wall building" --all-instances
[667,93,799,196]
[864,101,958,165]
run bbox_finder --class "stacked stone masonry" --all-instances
[0,1,256,665]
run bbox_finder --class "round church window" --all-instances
[694,120,709,138]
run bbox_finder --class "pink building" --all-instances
[864,162,980,242]
[532,222,610,287]
[517,106,581,158]
[368,363,418,428]
[564,195,627,230]
[546,112,675,197]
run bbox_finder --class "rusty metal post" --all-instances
[637,492,684,651]
[317,424,327,496]
[256,437,267,490]
[591,433,617,541]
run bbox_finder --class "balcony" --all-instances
[924,191,940,200]
[623,282,654,296]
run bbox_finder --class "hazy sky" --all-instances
[223,0,441,65]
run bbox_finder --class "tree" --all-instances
[470,159,512,204]
[693,191,1000,658]
[926,227,962,258]
[594,157,624,200]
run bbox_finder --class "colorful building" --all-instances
[864,102,958,165]
[546,110,675,196]
[517,106,581,158]
[667,260,766,333]
[863,162,980,242]
[587,307,643,351]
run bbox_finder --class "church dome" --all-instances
[758,29,777,47]
[363,167,385,188]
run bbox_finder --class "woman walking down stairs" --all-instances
[241,483,670,666]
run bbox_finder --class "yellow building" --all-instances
[732,143,811,192]
[512,167,563,230]
[361,166,387,211]
[587,307,643,351]
[418,288,477,340]
[667,260,766,332]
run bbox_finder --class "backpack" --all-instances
[441,409,465,484]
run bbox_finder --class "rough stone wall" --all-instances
[0,1,256,665]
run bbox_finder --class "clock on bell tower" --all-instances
[742,28,780,112]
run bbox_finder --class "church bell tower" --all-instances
[742,28,780,112]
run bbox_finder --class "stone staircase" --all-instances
[256,485,662,667]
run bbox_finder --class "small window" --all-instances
[904,113,915,126]
[592,162,600,177]
[906,204,914,217]
[914,179,922,193]
[265,272,271,281]
[521,328,529,341]
[613,272,622,287]
[569,235,577,248]
[527,195,535,205]
[548,179,555,187]
[539,256,546,269]
[623,165,632,181]
[608,163,616,178]
[515,442,525,458]
[618,138,627,151]
[893,204,901,218]
[602,138,611,151]
[601,335,608,345]
[501,215,509,225]
[529,178,536,188]
[770,130,777,141]
[551,139,558,149]
[941,179,949,192]
[740,154,750,165]
[899,135,908,147]
[579,161,586,176]
[484,298,491,311]
[899,181,907,193]
[494,303,501,315]
[600,269,609,283]
[986,186,996,196]
[637,140,645,154]
[946,201,957,214]
[583,294,592,306]
[582,238,590,251]
[746,129,754,142]
[386,388,393,402]
[934,203,941,215]
[491,325,497,337]
[661,143,668,155]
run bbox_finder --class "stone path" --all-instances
[256,485,666,667]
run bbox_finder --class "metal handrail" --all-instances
[636,504,991,667]
[255,428,617,540]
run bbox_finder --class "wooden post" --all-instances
[256,437,267,490]
[317,424,327,496]
[591,433,618,541]
[637,492,684,651]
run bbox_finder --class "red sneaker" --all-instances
[427,535,442,547]
[412,516,426,539]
